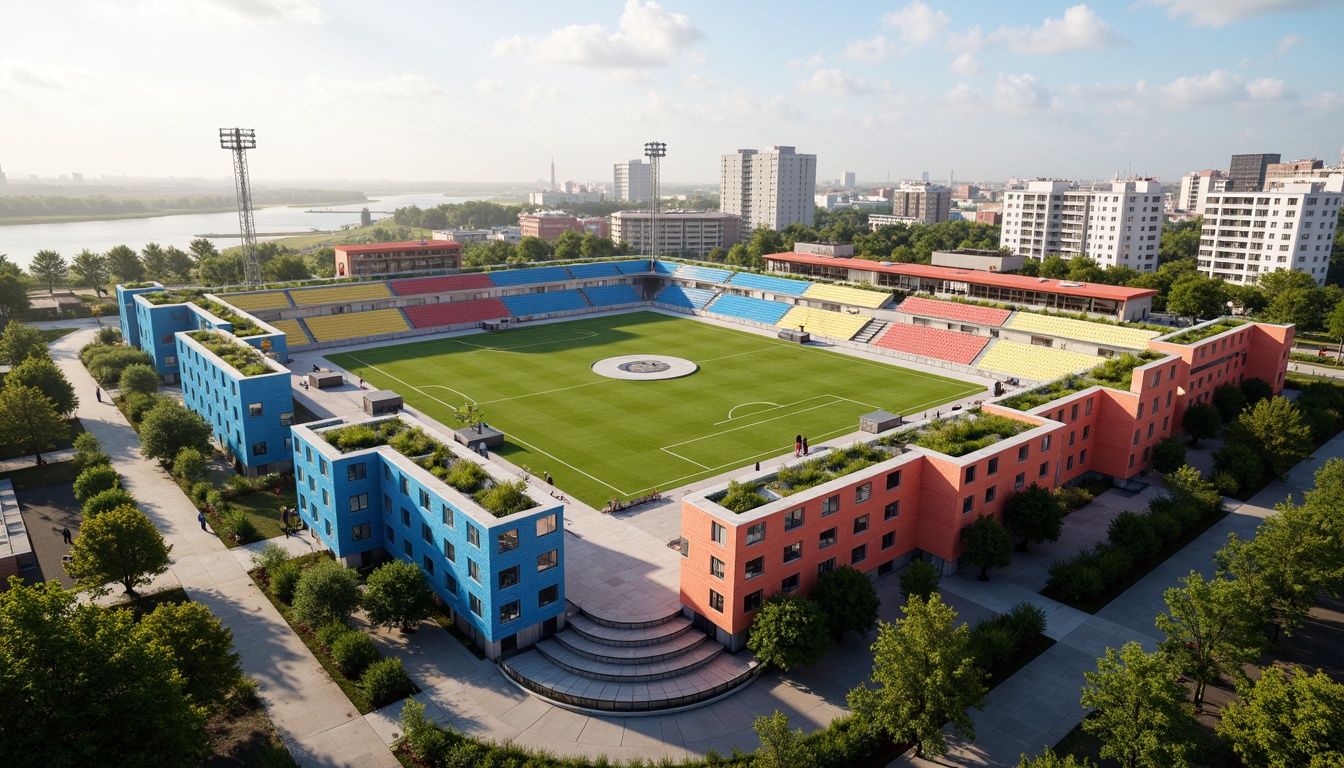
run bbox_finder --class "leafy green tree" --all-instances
[163,246,194,282]
[1217,516,1327,643]
[1004,484,1063,551]
[1327,298,1344,356]
[172,447,207,482]
[706,246,727,263]
[1017,749,1097,767]
[139,400,212,464]
[752,710,812,768]
[1239,376,1274,407]
[0,579,209,767]
[1038,254,1069,278]
[1080,641,1198,768]
[0,274,31,328]
[900,559,941,601]
[1108,511,1160,560]
[963,514,1012,580]
[70,249,112,296]
[73,464,120,503]
[118,363,161,397]
[83,345,155,386]
[1150,436,1186,474]
[197,254,243,286]
[84,488,138,518]
[1180,402,1221,446]
[1213,442,1264,492]
[105,244,145,283]
[30,249,67,292]
[0,383,69,463]
[1211,383,1248,422]
[1218,665,1344,768]
[66,505,172,596]
[747,593,830,671]
[73,431,110,470]
[291,559,362,628]
[847,594,986,759]
[514,236,553,263]
[1155,571,1261,708]
[7,355,77,416]
[811,565,880,642]
[186,238,215,263]
[1228,396,1311,479]
[552,230,583,261]
[1167,274,1228,322]
[138,600,243,708]
[723,243,752,267]
[140,243,169,280]
[363,558,436,632]
[262,253,312,282]
[0,321,50,365]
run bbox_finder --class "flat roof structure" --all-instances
[333,240,462,255]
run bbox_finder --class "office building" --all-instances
[1198,174,1343,285]
[528,189,605,206]
[891,183,951,224]
[610,210,741,257]
[518,212,609,241]
[841,171,856,189]
[613,159,651,202]
[1178,170,1228,214]
[333,241,463,279]
[953,184,980,201]
[1265,158,1327,186]
[1228,153,1281,192]
[720,146,817,232]
[999,178,1164,270]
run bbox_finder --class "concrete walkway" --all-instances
[50,328,399,768]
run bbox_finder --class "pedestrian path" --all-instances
[0,447,75,473]
[50,329,398,768]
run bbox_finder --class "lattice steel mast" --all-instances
[644,141,666,257]
[220,128,262,287]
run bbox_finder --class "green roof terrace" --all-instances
[996,350,1167,412]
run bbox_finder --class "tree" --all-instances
[188,238,219,263]
[105,244,145,283]
[0,579,209,767]
[1018,750,1098,768]
[552,230,583,261]
[30,249,67,292]
[963,515,1012,580]
[0,383,69,463]
[197,254,243,286]
[746,593,830,671]
[1213,442,1264,491]
[71,249,112,296]
[514,236,553,263]
[1167,274,1228,322]
[139,400,212,464]
[163,246,194,282]
[1239,376,1274,407]
[8,355,78,415]
[811,565,880,642]
[752,710,812,768]
[363,559,435,632]
[1108,511,1160,561]
[1080,641,1198,768]
[0,274,31,328]
[1155,571,1261,709]
[1327,298,1344,356]
[73,431,110,470]
[1003,484,1063,551]
[262,253,312,282]
[900,559,941,601]
[73,464,121,503]
[1217,665,1344,768]
[140,243,169,280]
[138,600,243,708]
[0,321,49,366]
[1211,383,1248,422]
[1229,396,1311,479]
[85,488,139,517]
[1150,436,1186,474]
[66,505,172,596]
[847,594,986,759]
[118,363,161,397]
[172,447,206,482]
[291,559,362,628]
[1039,254,1069,279]
[1180,402,1221,447]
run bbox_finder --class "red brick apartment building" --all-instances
[518,212,610,241]
[333,240,462,278]
[680,318,1292,651]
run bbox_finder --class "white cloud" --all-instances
[520,85,560,110]
[136,0,323,24]
[1275,33,1300,55]
[308,74,443,100]
[682,73,719,91]
[992,73,1055,113]
[992,5,1122,54]
[473,78,505,94]
[1246,77,1295,100]
[492,0,702,68]
[787,54,826,68]
[1156,69,1245,106]
[843,35,899,63]
[796,69,875,96]
[1147,0,1328,28]
[881,1,950,45]
[949,53,982,75]
[0,59,99,91]
[1305,91,1344,112]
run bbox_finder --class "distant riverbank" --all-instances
[0,198,377,227]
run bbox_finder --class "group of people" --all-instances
[794,434,810,457]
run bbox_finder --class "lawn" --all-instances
[329,311,982,508]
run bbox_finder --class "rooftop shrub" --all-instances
[1162,317,1248,346]
[472,479,537,518]
[773,443,892,495]
[910,411,1034,457]
[716,480,769,513]
[998,350,1166,411]
[187,330,272,376]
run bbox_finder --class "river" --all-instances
[0,193,484,269]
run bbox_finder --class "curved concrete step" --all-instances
[566,614,692,648]
[502,648,761,713]
[553,628,708,665]
[536,637,722,682]
[580,604,683,629]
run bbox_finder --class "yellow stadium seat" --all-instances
[289,283,393,306]
[801,283,891,309]
[219,291,292,311]
[777,307,871,341]
[1005,312,1157,351]
[976,340,1103,382]
[268,319,312,347]
[304,309,409,343]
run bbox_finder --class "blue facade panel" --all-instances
[116,283,164,350]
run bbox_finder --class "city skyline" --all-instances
[3,0,1342,185]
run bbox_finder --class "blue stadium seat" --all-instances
[500,290,590,315]
[566,262,623,279]
[611,260,653,274]
[652,260,680,275]
[674,264,733,283]
[726,272,812,296]
[488,266,572,287]
[582,285,641,307]
[706,294,792,324]
[655,285,717,310]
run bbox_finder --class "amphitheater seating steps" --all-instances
[1005,312,1158,350]
[652,260,680,275]
[725,271,811,296]
[268,318,313,347]
[897,296,1012,327]
[654,285,718,310]
[565,261,624,279]
[288,283,392,306]
[487,266,571,287]
[581,284,641,307]
[403,298,510,329]
[219,290,293,311]
[801,283,891,309]
[706,294,793,325]
[565,613,692,647]
[389,273,494,296]
[872,323,989,365]
[535,637,723,683]
[500,289,590,316]
[976,340,1104,382]
[304,308,410,343]
[674,264,734,283]
[552,626,708,663]
[777,306,870,340]
[611,260,652,274]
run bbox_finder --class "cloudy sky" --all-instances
[3,0,1342,186]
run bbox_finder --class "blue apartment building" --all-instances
[291,414,566,658]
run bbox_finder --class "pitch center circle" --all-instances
[591,355,698,381]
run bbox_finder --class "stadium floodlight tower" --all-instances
[219,127,262,287]
[643,141,666,257]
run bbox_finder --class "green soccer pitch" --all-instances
[327,311,983,509]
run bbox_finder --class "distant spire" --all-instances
[550,157,555,192]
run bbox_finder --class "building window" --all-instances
[401,508,410,528]
[467,525,480,548]
[746,522,765,546]
[442,505,455,528]
[784,508,804,531]
[537,550,558,571]
[884,500,900,519]
[744,556,765,580]
[743,590,763,613]
[783,542,802,563]
[280,412,293,427]
[1039,462,1049,478]
[852,544,867,564]
[853,515,869,534]
[421,522,433,544]
[321,489,330,506]
[881,531,895,550]
[403,539,412,557]
[469,594,482,617]
[965,465,976,483]
[536,513,557,536]
[817,558,836,575]
[819,527,837,549]
[987,457,999,476]
[251,442,267,457]
[347,463,366,481]
[985,487,996,503]
[399,474,409,495]
[423,556,434,576]
[821,495,840,515]
[1018,445,1029,461]
[467,559,480,582]
[444,540,455,562]
[386,526,395,543]
[1041,436,1052,451]
[352,523,371,541]
[1082,425,1090,441]
[498,529,519,553]
[499,600,521,624]
[248,402,263,417]
[419,489,431,510]
[320,459,328,476]
[709,589,724,612]
[710,557,725,579]
[1080,449,1087,464]
[962,496,974,514]
[781,573,800,593]
[886,470,902,490]
[711,521,726,545]
[855,483,872,503]
[498,565,520,590]
[444,573,458,595]
[350,493,369,512]
[539,584,559,607]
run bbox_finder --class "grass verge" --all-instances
[0,417,84,461]
[0,460,81,490]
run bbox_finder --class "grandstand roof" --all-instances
[764,253,1157,302]
[334,240,462,254]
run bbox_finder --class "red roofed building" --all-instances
[764,251,1156,322]
[333,240,463,278]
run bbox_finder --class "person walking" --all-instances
[802,436,809,456]
[545,471,553,486]
[795,434,802,457]
[61,527,72,544]
[198,512,208,531]
[95,387,102,403]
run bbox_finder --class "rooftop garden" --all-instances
[997,350,1166,411]
[1161,317,1249,346]
[883,410,1035,457]
[140,290,265,337]
[187,330,273,376]
[320,419,536,518]
[708,443,899,514]
[121,281,158,289]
